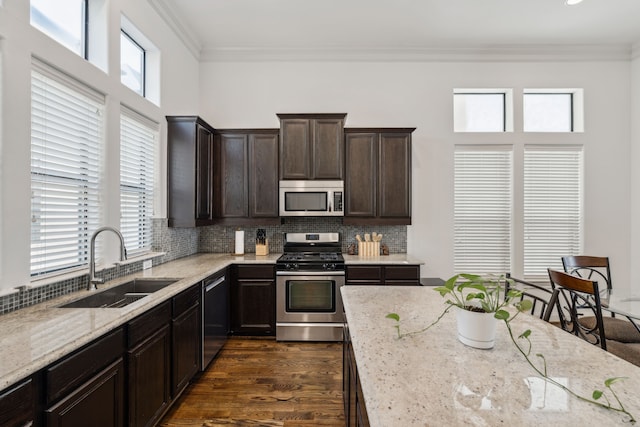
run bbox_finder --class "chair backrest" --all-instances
[505,273,560,322]
[561,255,612,292]
[548,268,607,350]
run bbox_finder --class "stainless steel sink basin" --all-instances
[59,278,180,308]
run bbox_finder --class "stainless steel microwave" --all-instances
[279,180,344,217]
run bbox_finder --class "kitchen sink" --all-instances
[59,278,181,308]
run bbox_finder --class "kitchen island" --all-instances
[341,285,640,426]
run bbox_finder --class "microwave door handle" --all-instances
[328,197,332,212]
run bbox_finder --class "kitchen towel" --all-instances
[235,230,244,255]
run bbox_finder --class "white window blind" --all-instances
[30,59,104,276]
[454,147,512,274]
[120,107,156,256]
[524,146,583,281]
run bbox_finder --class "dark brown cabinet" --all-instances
[231,264,275,336]
[167,116,215,227]
[346,265,420,286]
[343,322,369,427]
[44,328,125,427]
[214,129,280,224]
[278,113,346,180]
[127,301,172,427]
[344,128,414,225]
[0,377,37,427]
[171,285,201,397]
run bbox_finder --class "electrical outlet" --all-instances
[143,260,152,270]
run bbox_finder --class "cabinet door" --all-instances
[313,118,344,180]
[128,324,171,427]
[345,133,377,217]
[46,359,125,427]
[217,133,249,218]
[378,133,411,220]
[249,133,279,217]
[232,279,275,335]
[172,303,200,397]
[196,124,214,220]
[280,119,312,179]
[0,378,36,427]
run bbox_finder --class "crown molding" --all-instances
[148,0,201,60]
[200,44,634,63]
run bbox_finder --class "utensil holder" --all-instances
[255,239,269,256]
[358,241,380,257]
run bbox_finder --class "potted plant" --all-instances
[433,273,527,349]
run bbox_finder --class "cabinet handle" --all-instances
[205,276,225,292]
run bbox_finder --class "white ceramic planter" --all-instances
[456,308,497,349]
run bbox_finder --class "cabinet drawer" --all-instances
[128,301,171,348]
[0,378,35,427]
[384,266,420,281]
[173,284,200,318]
[236,264,274,280]
[46,328,124,405]
[346,266,382,281]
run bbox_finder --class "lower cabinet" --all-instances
[0,377,38,427]
[343,322,369,427]
[171,285,201,397]
[231,264,275,336]
[44,328,126,427]
[346,265,420,286]
[127,301,172,427]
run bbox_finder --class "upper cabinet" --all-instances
[167,116,215,227]
[278,113,346,180]
[214,129,280,225]
[344,128,414,225]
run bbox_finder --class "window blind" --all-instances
[454,147,512,274]
[120,107,156,256]
[30,59,104,276]
[524,146,583,281]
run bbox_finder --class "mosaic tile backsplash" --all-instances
[1,217,406,314]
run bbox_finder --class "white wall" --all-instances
[0,0,200,291]
[631,54,640,286]
[199,60,632,287]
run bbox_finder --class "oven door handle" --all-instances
[276,270,345,276]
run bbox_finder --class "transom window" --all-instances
[121,30,145,96]
[30,0,87,57]
[453,89,513,132]
[523,89,584,133]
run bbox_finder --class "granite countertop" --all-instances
[0,252,423,391]
[341,286,640,426]
[0,252,279,390]
[343,254,423,265]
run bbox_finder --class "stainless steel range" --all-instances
[276,232,345,341]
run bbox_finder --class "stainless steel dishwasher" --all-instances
[202,271,229,370]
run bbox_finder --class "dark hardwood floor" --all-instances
[159,337,345,427]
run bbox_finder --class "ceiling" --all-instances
[150,0,640,61]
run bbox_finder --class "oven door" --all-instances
[276,271,345,323]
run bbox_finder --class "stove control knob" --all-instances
[323,263,335,271]
[286,263,298,271]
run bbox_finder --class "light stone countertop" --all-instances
[0,252,423,391]
[343,254,423,265]
[341,285,640,427]
[0,252,279,390]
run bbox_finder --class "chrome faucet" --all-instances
[89,226,127,290]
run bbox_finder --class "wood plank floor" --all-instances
[159,337,345,427]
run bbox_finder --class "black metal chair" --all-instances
[561,255,640,342]
[548,269,640,366]
[505,273,560,322]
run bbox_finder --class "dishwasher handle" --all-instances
[204,276,225,292]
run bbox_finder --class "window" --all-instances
[120,31,145,96]
[524,146,583,281]
[454,147,513,274]
[523,89,584,132]
[30,59,104,276]
[30,0,87,57]
[453,89,513,132]
[120,108,156,256]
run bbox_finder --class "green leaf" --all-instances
[593,390,603,400]
[604,377,627,387]
[495,309,509,320]
[386,313,400,322]
[433,286,452,297]
[519,329,532,339]
[443,275,459,291]
[515,300,533,312]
